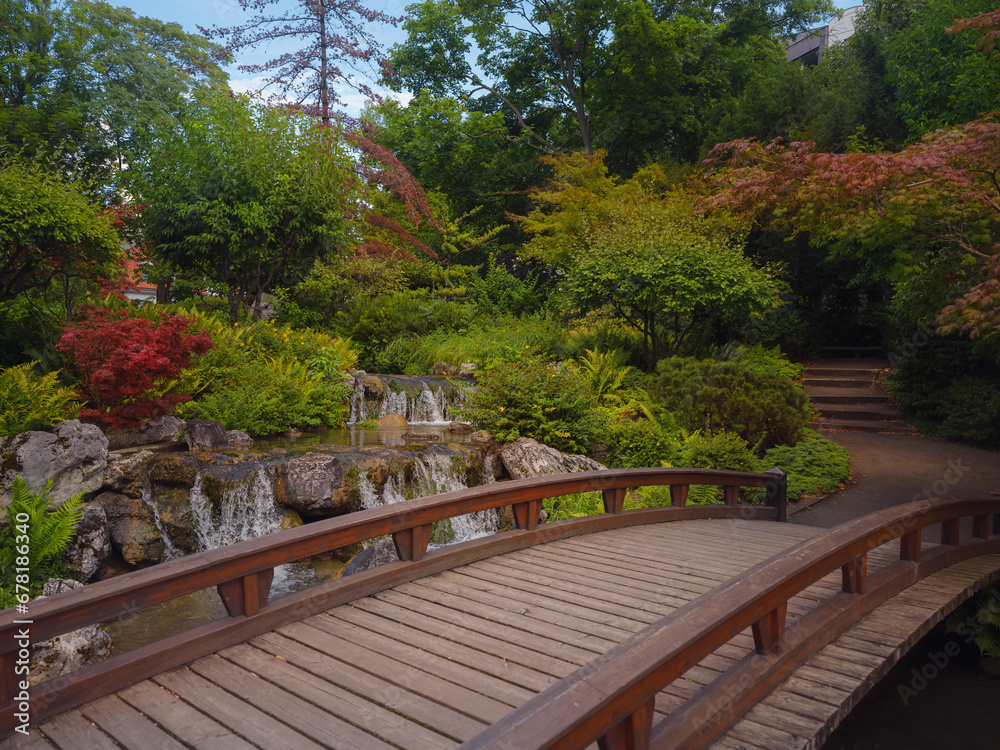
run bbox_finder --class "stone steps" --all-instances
[802,359,918,435]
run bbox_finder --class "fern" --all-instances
[0,362,80,436]
[0,478,84,608]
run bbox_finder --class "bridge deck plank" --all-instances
[11,521,998,750]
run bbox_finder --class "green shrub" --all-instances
[0,479,82,609]
[462,350,604,454]
[605,418,678,469]
[0,363,80,436]
[466,258,541,317]
[762,429,850,501]
[543,490,643,521]
[178,319,355,435]
[650,356,814,450]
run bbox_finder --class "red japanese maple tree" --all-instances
[57,310,214,429]
[701,117,1000,341]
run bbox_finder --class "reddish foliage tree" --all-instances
[948,8,1000,58]
[57,310,214,429]
[701,118,1000,341]
[199,0,402,124]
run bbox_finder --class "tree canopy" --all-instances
[138,91,359,323]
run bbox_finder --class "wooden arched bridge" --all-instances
[3,468,1000,749]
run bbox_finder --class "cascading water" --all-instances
[141,486,180,561]
[188,468,281,551]
[349,375,471,425]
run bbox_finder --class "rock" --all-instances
[278,508,304,530]
[148,456,198,488]
[184,420,230,451]
[340,539,400,577]
[401,432,441,442]
[63,502,111,581]
[360,373,387,398]
[96,551,132,580]
[29,578,114,686]
[148,487,197,553]
[285,429,303,438]
[275,453,356,517]
[447,422,474,434]
[136,416,186,445]
[377,413,409,429]
[459,363,477,376]
[227,430,254,448]
[0,420,108,517]
[470,430,494,446]
[498,437,607,480]
[96,491,163,567]
[432,361,459,376]
[102,450,155,498]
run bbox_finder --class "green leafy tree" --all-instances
[138,91,359,324]
[0,154,121,305]
[1,0,227,196]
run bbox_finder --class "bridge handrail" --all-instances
[0,466,786,716]
[459,494,1000,750]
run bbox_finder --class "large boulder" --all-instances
[63,502,112,581]
[227,430,254,448]
[274,453,351,516]
[498,437,607,480]
[148,455,198,488]
[340,539,400,577]
[102,450,155,498]
[29,579,114,686]
[134,416,186,445]
[96,491,163,567]
[0,420,108,516]
[377,413,408,429]
[184,420,230,451]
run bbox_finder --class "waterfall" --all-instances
[141,486,180,561]
[188,468,281,551]
[361,450,498,545]
[349,375,471,425]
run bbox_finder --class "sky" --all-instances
[117,0,861,117]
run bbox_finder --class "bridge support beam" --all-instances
[393,524,432,562]
[670,485,688,507]
[901,529,922,562]
[217,568,274,617]
[842,553,867,594]
[598,698,654,750]
[941,518,961,546]
[974,514,990,539]
[752,602,787,654]
[723,486,739,506]
[603,487,626,514]
[512,500,544,531]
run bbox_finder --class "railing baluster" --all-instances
[752,602,787,654]
[598,698,655,750]
[941,518,960,546]
[217,568,274,617]
[842,553,867,594]
[602,487,626,514]
[512,499,544,531]
[670,484,689,507]
[974,514,990,539]
[901,529,922,562]
[723,485,739,506]
[392,523,432,562]
[765,467,788,522]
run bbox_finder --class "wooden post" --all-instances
[670,484,688,507]
[217,568,274,617]
[513,499,544,531]
[598,698,655,750]
[901,529,922,562]
[752,602,787,654]
[941,518,960,546]
[973,514,990,539]
[842,553,867,594]
[392,524,432,562]
[602,487,626,515]
[723,485,739,506]
[765,467,788,522]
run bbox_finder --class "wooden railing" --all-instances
[0,466,787,736]
[460,494,1000,750]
